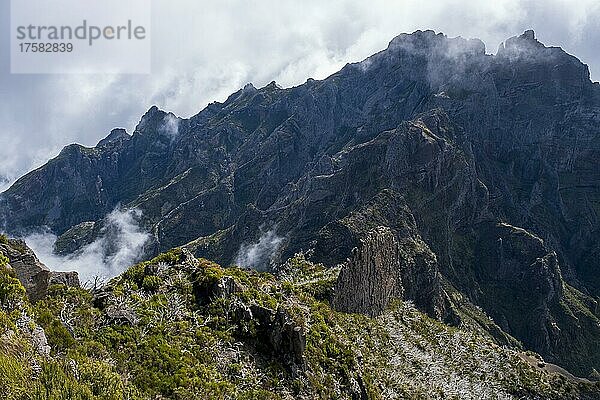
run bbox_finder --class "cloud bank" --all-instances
[24,208,150,283]
[235,229,284,271]
[160,113,180,140]
[1,0,599,187]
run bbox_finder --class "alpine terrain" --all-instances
[1,30,600,399]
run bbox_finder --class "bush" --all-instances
[0,254,9,268]
[34,304,76,351]
[0,268,26,309]
[142,275,162,292]
[123,263,146,285]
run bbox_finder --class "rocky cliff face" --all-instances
[0,238,51,301]
[0,237,79,301]
[333,226,453,322]
[2,29,600,376]
[472,222,600,375]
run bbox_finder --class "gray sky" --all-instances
[1,0,599,190]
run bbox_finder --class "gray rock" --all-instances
[15,312,51,357]
[53,221,95,255]
[243,304,306,366]
[0,239,50,301]
[0,238,80,300]
[333,226,454,322]
[31,326,51,357]
[104,304,138,325]
[49,271,80,288]
[210,276,243,298]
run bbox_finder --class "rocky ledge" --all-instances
[0,236,79,301]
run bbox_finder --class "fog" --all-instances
[24,208,150,283]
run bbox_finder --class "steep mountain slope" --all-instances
[2,30,600,376]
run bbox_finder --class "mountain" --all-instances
[2,30,600,377]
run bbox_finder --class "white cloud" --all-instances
[235,229,284,270]
[23,208,150,283]
[160,113,180,139]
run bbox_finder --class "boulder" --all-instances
[49,271,80,288]
[0,239,50,301]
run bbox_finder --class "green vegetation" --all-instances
[0,261,25,312]
[0,249,598,399]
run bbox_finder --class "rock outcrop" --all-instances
[473,222,600,376]
[0,238,79,301]
[248,304,306,367]
[333,226,454,323]
[49,271,81,288]
[53,221,96,255]
[0,239,50,301]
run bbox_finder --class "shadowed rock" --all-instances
[333,226,455,323]
[0,238,79,301]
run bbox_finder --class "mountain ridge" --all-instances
[2,29,600,376]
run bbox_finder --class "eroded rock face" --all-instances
[473,222,600,375]
[0,238,79,301]
[0,239,50,301]
[474,223,563,344]
[264,307,306,366]
[334,228,402,317]
[334,227,454,322]
[53,221,96,255]
[49,271,81,288]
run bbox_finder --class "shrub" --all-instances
[0,254,9,268]
[34,304,76,351]
[142,275,162,292]
[124,263,146,285]
[0,267,25,309]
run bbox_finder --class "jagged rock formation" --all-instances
[48,271,81,288]
[196,273,307,367]
[0,238,79,301]
[473,222,600,375]
[334,228,403,317]
[333,226,453,323]
[2,29,600,376]
[246,304,306,367]
[0,238,50,301]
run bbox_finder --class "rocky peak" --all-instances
[134,105,169,135]
[496,29,585,73]
[505,29,543,48]
[386,30,486,59]
[221,82,260,107]
[97,128,130,147]
[497,29,544,58]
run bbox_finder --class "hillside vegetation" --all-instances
[1,246,598,399]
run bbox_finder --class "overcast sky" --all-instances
[1,0,599,190]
